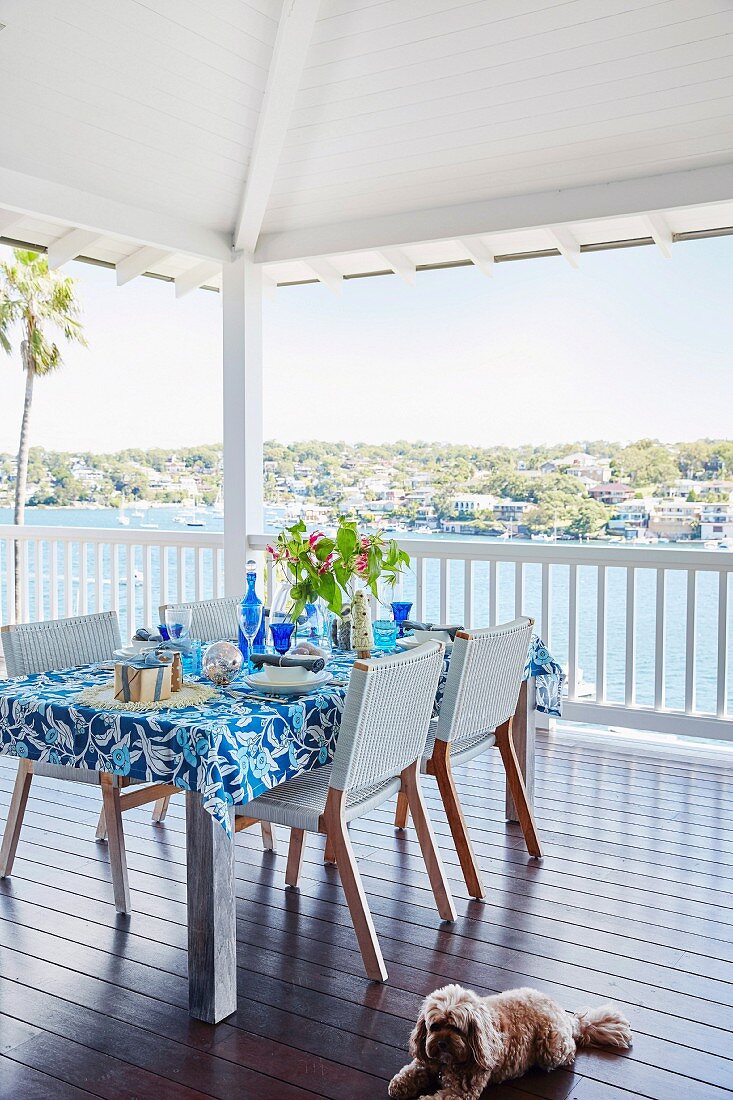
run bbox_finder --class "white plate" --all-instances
[236,670,332,697]
[397,636,453,652]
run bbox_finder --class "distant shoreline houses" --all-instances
[2,441,733,543]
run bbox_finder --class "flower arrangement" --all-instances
[267,517,410,623]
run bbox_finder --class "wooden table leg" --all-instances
[186,792,237,1024]
[505,678,536,823]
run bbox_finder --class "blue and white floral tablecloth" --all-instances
[0,637,563,836]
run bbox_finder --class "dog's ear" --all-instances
[466,1003,499,1071]
[409,1009,428,1062]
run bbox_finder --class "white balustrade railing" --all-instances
[0,525,225,642]
[3,523,732,742]
[251,533,733,742]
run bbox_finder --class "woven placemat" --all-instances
[75,681,217,712]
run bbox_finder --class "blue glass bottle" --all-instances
[238,559,264,663]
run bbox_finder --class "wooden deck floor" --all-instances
[0,730,731,1100]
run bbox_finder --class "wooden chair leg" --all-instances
[496,718,543,858]
[0,761,33,878]
[429,740,485,900]
[100,774,131,914]
[322,790,387,982]
[152,795,171,824]
[401,761,456,921]
[323,833,337,864]
[95,805,108,841]
[285,828,306,887]
[260,821,276,852]
[394,790,410,829]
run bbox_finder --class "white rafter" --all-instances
[378,247,416,285]
[547,226,581,267]
[458,237,494,276]
[47,227,104,269]
[175,260,221,299]
[306,258,342,294]
[234,0,321,253]
[0,208,23,238]
[116,245,170,286]
[644,212,673,258]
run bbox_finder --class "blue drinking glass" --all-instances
[390,601,413,638]
[270,621,295,656]
[373,619,399,651]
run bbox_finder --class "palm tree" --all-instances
[0,249,87,618]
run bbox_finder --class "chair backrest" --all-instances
[435,617,533,745]
[1,611,122,678]
[330,641,443,794]
[158,598,239,643]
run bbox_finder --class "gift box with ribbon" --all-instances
[114,650,174,704]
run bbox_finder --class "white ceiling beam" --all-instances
[305,258,342,294]
[378,247,416,285]
[234,0,322,253]
[47,227,104,269]
[175,260,221,298]
[116,245,170,286]
[254,163,733,265]
[458,237,494,276]
[0,165,231,261]
[547,226,581,267]
[0,208,24,238]
[643,213,674,259]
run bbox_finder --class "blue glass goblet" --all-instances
[390,601,413,638]
[270,620,296,656]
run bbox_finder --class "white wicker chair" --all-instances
[0,612,179,913]
[235,641,455,981]
[394,617,541,900]
[158,597,239,643]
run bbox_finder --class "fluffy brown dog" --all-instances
[388,984,632,1100]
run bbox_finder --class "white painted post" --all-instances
[222,252,264,596]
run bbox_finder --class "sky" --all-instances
[0,233,731,454]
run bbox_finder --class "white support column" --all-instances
[222,252,263,596]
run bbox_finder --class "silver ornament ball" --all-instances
[202,641,244,686]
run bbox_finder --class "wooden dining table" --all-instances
[0,650,545,1025]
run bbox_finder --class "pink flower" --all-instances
[360,535,370,549]
[355,552,369,575]
[266,544,277,556]
[309,531,325,548]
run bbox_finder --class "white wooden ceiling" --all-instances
[0,0,732,294]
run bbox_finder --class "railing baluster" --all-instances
[488,560,497,626]
[96,542,105,612]
[160,544,169,608]
[625,566,636,707]
[215,548,224,597]
[21,540,30,622]
[595,564,606,704]
[177,546,185,603]
[4,538,15,624]
[79,542,89,614]
[111,543,120,617]
[567,563,578,700]
[33,538,43,620]
[541,562,551,644]
[685,570,697,714]
[50,539,59,619]
[514,560,523,619]
[126,544,136,641]
[439,558,449,622]
[654,568,666,711]
[717,571,728,718]
[413,556,425,620]
[143,544,153,624]
[64,541,73,617]
[463,559,472,628]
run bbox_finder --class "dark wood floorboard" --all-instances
[0,730,731,1099]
